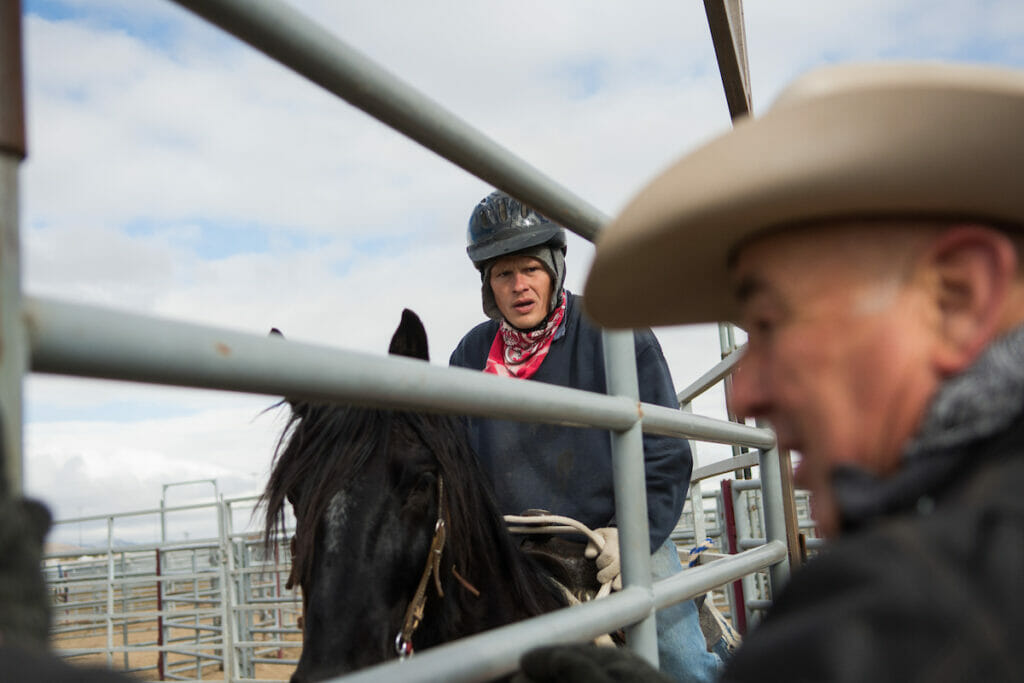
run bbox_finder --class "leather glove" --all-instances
[514,643,674,683]
[584,527,621,590]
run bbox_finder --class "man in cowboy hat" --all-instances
[520,62,1024,681]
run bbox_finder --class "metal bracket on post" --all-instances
[602,329,658,667]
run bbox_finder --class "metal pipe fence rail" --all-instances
[41,476,804,681]
[45,496,302,681]
[2,0,804,680]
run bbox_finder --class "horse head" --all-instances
[262,310,565,681]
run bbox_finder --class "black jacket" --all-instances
[449,292,692,553]
[723,403,1024,682]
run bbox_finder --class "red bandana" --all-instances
[484,292,567,379]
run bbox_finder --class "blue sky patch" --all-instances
[554,59,609,99]
[27,398,200,424]
[25,0,183,53]
[124,219,332,260]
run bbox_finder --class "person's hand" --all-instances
[584,527,621,590]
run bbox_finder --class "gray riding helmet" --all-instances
[466,191,568,321]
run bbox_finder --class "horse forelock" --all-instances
[261,402,396,590]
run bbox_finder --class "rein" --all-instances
[393,501,611,659]
[504,513,614,599]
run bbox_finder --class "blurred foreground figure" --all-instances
[561,62,1024,681]
[0,490,138,681]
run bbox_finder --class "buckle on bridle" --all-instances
[395,632,413,659]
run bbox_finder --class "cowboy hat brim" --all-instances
[583,62,1024,328]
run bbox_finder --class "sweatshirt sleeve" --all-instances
[634,329,693,551]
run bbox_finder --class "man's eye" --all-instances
[748,317,776,339]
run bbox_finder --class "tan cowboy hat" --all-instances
[583,62,1024,328]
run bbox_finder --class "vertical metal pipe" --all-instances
[106,517,115,667]
[755,431,792,593]
[0,0,26,496]
[719,479,747,634]
[156,548,165,680]
[681,403,707,547]
[218,497,237,679]
[120,552,129,670]
[717,323,752,481]
[191,548,201,676]
[602,329,657,665]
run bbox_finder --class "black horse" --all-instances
[262,310,594,682]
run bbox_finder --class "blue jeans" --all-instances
[651,538,723,683]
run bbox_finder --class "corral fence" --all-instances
[45,494,301,682]
[1,1,808,681]
[40,481,817,682]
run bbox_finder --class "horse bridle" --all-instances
[395,476,449,659]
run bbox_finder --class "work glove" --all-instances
[584,527,621,590]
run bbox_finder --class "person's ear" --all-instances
[926,225,1017,375]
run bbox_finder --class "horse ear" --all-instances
[389,309,430,361]
[267,328,303,410]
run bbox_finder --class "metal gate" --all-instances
[1,1,797,681]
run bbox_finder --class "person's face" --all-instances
[727,223,943,537]
[489,254,554,329]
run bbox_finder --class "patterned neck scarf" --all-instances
[484,292,567,379]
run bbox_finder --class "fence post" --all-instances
[218,498,236,681]
[755,429,793,593]
[680,403,708,546]
[106,517,115,667]
[719,479,747,634]
[156,548,165,680]
[0,0,27,496]
[602,329,658,665]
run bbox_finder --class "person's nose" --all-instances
[511,271,529,292]
[727,351,769,421]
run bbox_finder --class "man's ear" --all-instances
[926,225,1018,375]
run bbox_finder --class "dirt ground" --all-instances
[53,621,302,681]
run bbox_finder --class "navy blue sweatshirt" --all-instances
[449,292,692,552]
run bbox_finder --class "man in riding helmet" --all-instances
[449,190,722,682]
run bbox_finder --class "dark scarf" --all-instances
[833,324,1024,532]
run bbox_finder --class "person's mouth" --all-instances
[513,299,535,314]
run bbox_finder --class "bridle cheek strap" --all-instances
[396,477,448,659]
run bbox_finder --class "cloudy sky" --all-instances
[18,0,1024,545]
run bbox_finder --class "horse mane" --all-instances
[261,403,560,617]
[261,400,394,589]
[261,310,561,617]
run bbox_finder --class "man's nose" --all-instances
[727,353,767,420]
[512,272,529,290]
